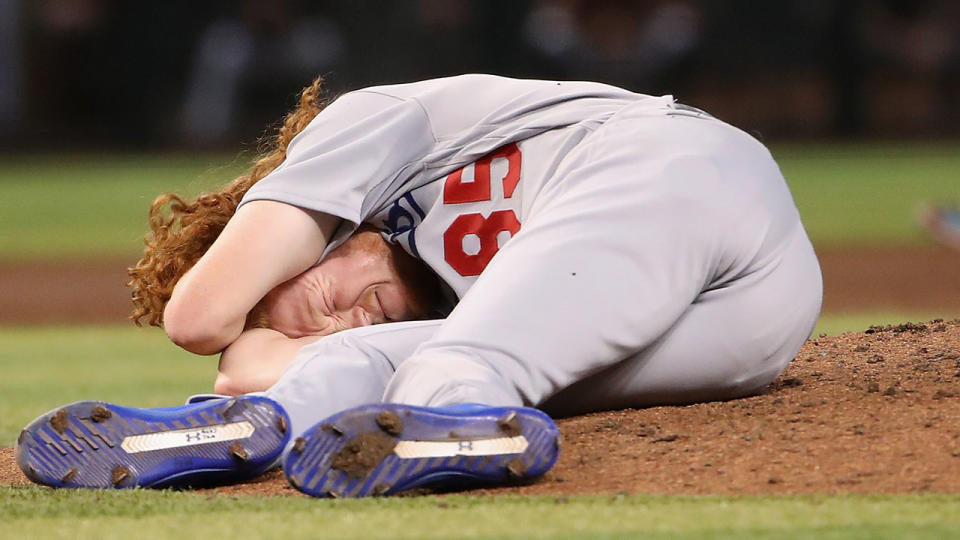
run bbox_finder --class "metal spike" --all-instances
[111,465,131,486]
[61,468,79,483]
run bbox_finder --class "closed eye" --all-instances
[374,290,393,322]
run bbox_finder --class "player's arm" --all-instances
[218,320,445,397]
[163,200,339,355]
[213,328,322,396]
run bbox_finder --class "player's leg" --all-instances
[264,319,441,438]
[279,112,805,498]
[385,110,810,410]
[539,224,822,416]
[283,112,816,498]
[269,319,560,498]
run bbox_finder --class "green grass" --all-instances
[773,141,960,247]
[1,489,958,539]
[0,326,213,444]
[0,153,245,258]
[0,143,958,258]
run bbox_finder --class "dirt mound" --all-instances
[4,319,958,496]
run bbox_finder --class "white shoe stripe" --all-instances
[120,421,255,454]
[393,436,528,459]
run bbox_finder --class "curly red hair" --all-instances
[128,78,330,327]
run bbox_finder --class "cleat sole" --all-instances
[284,404,559,498]
[15,396,289,489]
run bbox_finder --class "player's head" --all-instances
[128,78,329,328]
[246,226,442,337]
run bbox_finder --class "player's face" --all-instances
[254,229,428,338]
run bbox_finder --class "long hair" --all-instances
[128,78,329,327]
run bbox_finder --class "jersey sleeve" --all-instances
[239,75,654,255]
[240,90,437,225]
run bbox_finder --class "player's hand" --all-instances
[252,264,379,338]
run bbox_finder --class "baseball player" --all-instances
[16,75,822,497]
[920,203,960,251]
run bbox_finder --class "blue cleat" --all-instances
[283,403,561,498]
[15,395,290,489]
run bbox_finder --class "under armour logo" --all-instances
[184,428,215,443]
[458,441,474,452]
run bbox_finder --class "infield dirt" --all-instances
[2,245,959,324]
[1,246,959,495]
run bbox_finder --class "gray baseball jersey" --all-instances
[244,75,822,436]
[243,75,671,299]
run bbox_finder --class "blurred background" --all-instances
[1,0,959,149]
[0,0,958,335]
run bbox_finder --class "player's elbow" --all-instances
[164,319,229,356]
[163,298,236,356]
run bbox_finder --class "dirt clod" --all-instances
[331,432,397,479]
[777,377,803,389]
[375,411,403,436]
[276,415,287,434]
[866,322,928,334]
[90,405,111,423]
[50,409,68,434]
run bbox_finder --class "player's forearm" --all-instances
[162,202,340,355]
[164,281,246,355]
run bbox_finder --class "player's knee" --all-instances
[386,353,522,407]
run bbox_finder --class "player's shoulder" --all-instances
[349,74,639,102]
[358,74,533,96]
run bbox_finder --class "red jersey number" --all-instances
[442,143,522,277]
